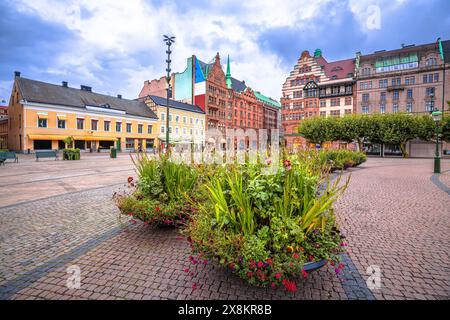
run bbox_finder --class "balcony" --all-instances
[387,84,404,91]
[319,90,353,98]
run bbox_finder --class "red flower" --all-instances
[257,261,264,268]
[301,269,308,278]
[249,260,257,269]
[128,213,133,217]
[282,279,297,293]
[183,268,189,273]
[266,258,273,266]
[299,247,305,252]
[127,176,134,183]
[275,273,282,279]
[228,263,235,270]
[203,260,209,265]
[283,159,291,168]
[155,206,161,212]
[246,272,253,278]
[192,283,197,290]
[286,246,293,253]
[309,255,314,262]
[293,253,300,259]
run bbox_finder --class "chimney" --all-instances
[62,81,68,88]
[80,85,92,92]
[14,71,21,78]
[117,94,122,99]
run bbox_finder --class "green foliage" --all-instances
[317,149,367,171]
[187,156,348,288]
[442,115,450,143]
[62,148,80,160]
[62,136,74,148]
[115,153,200,226]
[298,113,443,158]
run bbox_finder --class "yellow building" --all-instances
[7,73,159,152]
[141,95,206,146]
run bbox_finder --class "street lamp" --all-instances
[163,34,175,153]
[431,108,443,173]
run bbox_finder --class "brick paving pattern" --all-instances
[0,157,449,300]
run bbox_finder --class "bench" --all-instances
[36,150,58,161]
[0,152,18,165]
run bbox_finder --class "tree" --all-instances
[337,114,369,151]
[63,136,74,149]
[441,115,450,143]
[298,117,329,146]
[380,113,419,158]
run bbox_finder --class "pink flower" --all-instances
[275,273,282,279]
[203,260,208,265]
[266,159,272,165]
[257,261,264,268]
[340,242,348,247]
[183,268,189,273]
[301,269,308,278]
[192,283,197,290]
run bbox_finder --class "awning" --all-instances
[28,134,117,142]
[37,114,48,119]
[57,114,66,119]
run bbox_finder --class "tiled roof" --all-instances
[315,57,355,80]
[16,77,158,119]
[147,95,205,114]
[230,77,247,92]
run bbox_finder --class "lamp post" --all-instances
[163,35,175,153]
[431,108,443,173]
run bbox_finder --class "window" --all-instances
[393,103,399,113]
[380,105,385,114]
[345,97,352,105]
[147,125,153,134]
[379,79,388,88]
[362,106,369,114]
[380,92,386,101]
[320,111,326,117]
[183,128,187,135]
[126,123,132,133]
[183,116,187,124]
[392,78,401,86]
[160,126,165,133]
[426,58,437,66]
[362,93,369,102]
[168,127,172,134]
[190,117,193,124]
[161,112,165,121]
[57,119,66,129]
[175,127,179,135]
[426,87,435,97]
[175,115,179,123]
[169,115,172,122]
[320,100,326,107]
[407,89,413,99]
[138,124,143,134]
[434,73,439,82]
[426,101,434,112]
[330,98,340,107]
[77,118,84,130]
[393,90,399,101]
[330,110,340,117]
[345,109,352,115]
[38,117,47,128]
[423,74,434,83]
[126,138,134,149]
[361,67,371,76]
[406,102,413,113]
[116,122,122,132]
[405,76,415,85]
[91,120,98,131]
[104,121,110,131]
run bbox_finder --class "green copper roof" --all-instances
[225,55,232,89]
[314,49,322,58]
[254,91,281,109]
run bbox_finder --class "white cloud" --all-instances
[12,0,337,100]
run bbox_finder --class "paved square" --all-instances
[0,155,449,300]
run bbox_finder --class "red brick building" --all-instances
[281,49,355,149]
[139,53,280,135]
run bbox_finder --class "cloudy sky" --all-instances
[1,0,449,104]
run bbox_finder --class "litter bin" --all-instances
[110,147,117,158]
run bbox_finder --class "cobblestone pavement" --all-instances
[0,157,449,300]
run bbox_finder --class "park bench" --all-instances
[36,150,58,161]
[0,152,18,165]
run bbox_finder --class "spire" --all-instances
[225,55,232,89]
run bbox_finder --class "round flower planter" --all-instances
[303,259,327,272]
